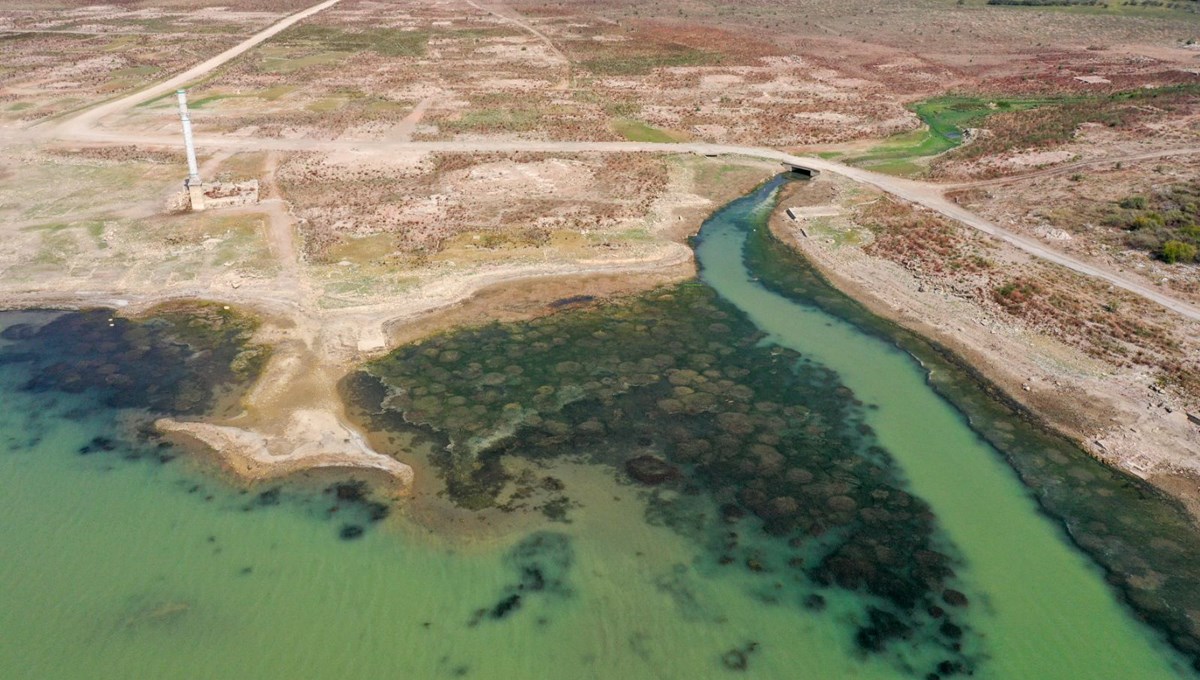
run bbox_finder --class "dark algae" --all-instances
[345,172,1200,676]
[1,174,1196,676]
[0,302,268,417]
[0,305,392,541]
[353,262,979,673]
[0,303,270,472]
[471,532,574,626]
[741,173,1200,670]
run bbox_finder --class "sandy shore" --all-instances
[156,412,414,486]
[0,246,702,495]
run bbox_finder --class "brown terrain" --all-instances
[1,0,1198,510]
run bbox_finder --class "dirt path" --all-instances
[42,0,343,138]
[13,0,1200,332]
[802,157,1200,324]
[22,0,1200,488]
[386,97,434,143]
[463,0,571,89]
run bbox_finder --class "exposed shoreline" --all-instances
[0,158,768,494]
[766,180,1200,521]
[0,257,697,493]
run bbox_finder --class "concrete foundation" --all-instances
[187,179,206,211]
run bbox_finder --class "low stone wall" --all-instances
[203,179,259,209]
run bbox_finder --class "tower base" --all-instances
[187,179,206,212]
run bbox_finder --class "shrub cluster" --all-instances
[1108,186,1200,264]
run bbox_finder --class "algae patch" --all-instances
[352,284,980,676]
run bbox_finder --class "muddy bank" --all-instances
[767,181,1200,518]
[383,264,695,348]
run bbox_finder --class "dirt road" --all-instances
[42,0,344,138]
[463,0,571,89]
[47,128,1200,324]
[16,0,1200,488]
[32,0,1200,326]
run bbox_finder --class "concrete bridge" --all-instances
[783,162,821,178]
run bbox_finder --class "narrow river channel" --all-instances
[695,173,1191,677]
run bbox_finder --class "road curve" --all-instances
[812,161,1200,323]
[45,128,1200,322]
[44,131,1200,323]
[44,0,343,138]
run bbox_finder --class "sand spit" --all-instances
[157,412,414,489]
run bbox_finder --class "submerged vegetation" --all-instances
[0,302,268,417]
[748,188,1200,670]
[0,305,401,541]
[352,283,979,675]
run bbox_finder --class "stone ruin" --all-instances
[169,178,259,212]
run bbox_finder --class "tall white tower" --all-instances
[176,88,205,211]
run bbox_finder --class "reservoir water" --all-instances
[0,176,1194,678]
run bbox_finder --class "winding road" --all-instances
[31,0,1200,326]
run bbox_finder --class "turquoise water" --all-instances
[0,176,1195,678]
[695,176,1194,676]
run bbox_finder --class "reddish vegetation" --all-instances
[276,151,669,262]
[937,86,1200,173]
[862,198,993,278]
[858,198,1198,395]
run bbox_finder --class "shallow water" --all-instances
[0,177,1195,678]
[695,175,1196,676]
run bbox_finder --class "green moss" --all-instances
[442,108,542,133]
[846,95,1056,176]
[847,85,1200,176]
[258,50,348,74]
[611,118,681,143]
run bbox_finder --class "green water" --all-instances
[0,176,1194,678]
[695,176,1192,676]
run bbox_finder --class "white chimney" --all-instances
[175,89,205,210]
[176,89,201,183]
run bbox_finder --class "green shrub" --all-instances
[1120,196,1148,210]
[1160,240,1198,264]
[1128,214,1162,231]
